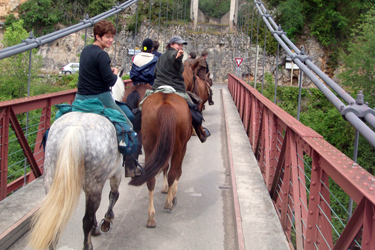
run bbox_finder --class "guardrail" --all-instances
[228,73,375,250]
[0,80,132,200]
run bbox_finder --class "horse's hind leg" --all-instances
[101,168,122,233]
[146,177,156,228]
[164,146,186,211]
[83,192,102,250]
[161,166,169,194]
[164,143,188,210]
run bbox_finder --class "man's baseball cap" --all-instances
[168,36,187,45]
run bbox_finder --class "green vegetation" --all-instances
[267,0,375,65]
[199,0,230,18]
[3,0,119,35]
[339,7,375,107]
[125,0,191,33]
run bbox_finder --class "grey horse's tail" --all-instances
[129,103,176,186]
[29,126,85,249]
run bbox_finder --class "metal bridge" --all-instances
[0,0,375,249]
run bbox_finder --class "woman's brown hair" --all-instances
[93,20,116,41]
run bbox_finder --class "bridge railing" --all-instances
[228,73,375,250]
[0,80,133,200]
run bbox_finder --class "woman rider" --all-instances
[152,36,210,143]
[75,19,130,125]
[75,20,139,177]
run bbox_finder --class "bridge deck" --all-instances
[1,85,288,250]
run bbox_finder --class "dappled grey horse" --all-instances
[28,73,126,250]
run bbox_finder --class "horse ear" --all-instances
[119,68,124,78]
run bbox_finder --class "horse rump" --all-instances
[129,102,177,186]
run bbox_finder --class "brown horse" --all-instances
[183,60,212,111]
[122,84,152,110]
[129,92,192,228]
[183,60,195,93]
[122,84,152,173]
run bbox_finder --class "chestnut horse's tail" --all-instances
[28,126,85,249]
[129,103,176,186]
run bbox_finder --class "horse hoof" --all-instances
[164,198,177,211]
[91,226,101,237]
[172,197,177,209]
[99,219,113,234]
[146,219,156,228]
[161,190,168,194]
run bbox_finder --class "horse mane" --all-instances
[126,90,140,110]
[111,69,125,102]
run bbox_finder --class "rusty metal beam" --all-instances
[9,108,42,178]
[0,107,10,200]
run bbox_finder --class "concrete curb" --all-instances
[0,178,44,249]
[221,87,289,250]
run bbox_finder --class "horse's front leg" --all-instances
[83,193,102,250]
[146,177,156,228]
[100,168,122,233]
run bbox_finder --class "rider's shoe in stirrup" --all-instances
[125,166,142,178]
[197,127,211,143]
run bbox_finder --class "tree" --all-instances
[0,20,42,101]
[276,0,305,39]
[339,7,375,107]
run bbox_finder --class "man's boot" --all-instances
[208,88,214,105]
[194,125,211,143]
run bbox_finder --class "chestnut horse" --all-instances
[129,92,192,228]
[183,60,211,111]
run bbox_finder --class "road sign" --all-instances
[235,57,243,67]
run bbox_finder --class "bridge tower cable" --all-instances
[183,0,187,39]
[113,2,120,67]
[253,7,260,88]
[245,1,250,82]
[148,0,152,38]
[261,15,267,94]
[249,2,255,84]
[172,0,174,26]
[84,14,89,48]
[158,0,162,40]
[296,46,305,121]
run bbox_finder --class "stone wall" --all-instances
[33,21,328,86]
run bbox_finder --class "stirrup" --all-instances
[124,159,144,178]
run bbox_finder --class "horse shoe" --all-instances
[99,218,113,234]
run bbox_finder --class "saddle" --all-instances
[42,99,138,156]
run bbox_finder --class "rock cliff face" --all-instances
[35,21,328,87]
[0,1,332,87]
[0,0,27,20]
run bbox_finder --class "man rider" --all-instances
[195,50,214,105]
[152,36,210,143]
